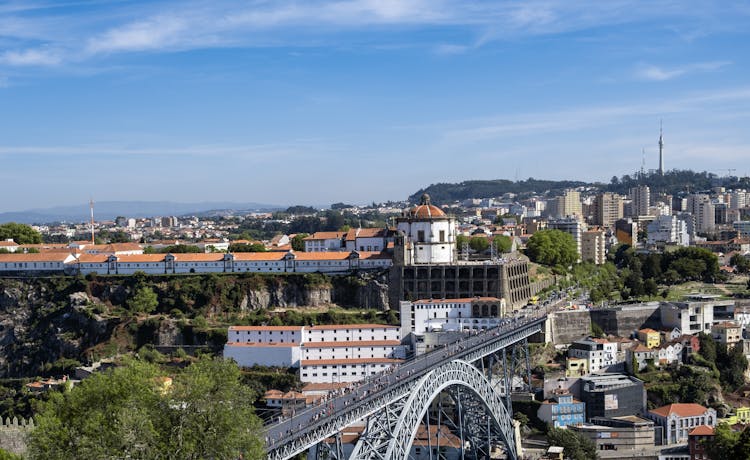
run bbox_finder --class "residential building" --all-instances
[566,357,588,377]
[552,189,583,220]
[637,328,661,348]
[627,344,654,373]
[647,215,690,247]
[629,186,651,217]
[581,230,606,265]
[615,218,638,246]
[688,425,714,460]
[537,390,586,428]
[654,342,684,367]
[0,240,19,253]
[303,231,347,252]
[593,193,624,228]
[733,220,750,238]
[712,321,743,349]
[647,403,717,445]
[687,195,715,234]
[343,227,391,253]
[568,338,618,373]
[399,297,507,337]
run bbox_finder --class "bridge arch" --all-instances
[352,359,516,460]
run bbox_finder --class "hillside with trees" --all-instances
[407,170,750,205]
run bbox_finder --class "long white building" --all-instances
[0,250,391,276]
[224,324,406,384]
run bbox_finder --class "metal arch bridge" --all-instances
[264,315,545,460]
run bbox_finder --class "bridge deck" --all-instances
[264,312,547,460]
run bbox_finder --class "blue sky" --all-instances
[1,0,749,211]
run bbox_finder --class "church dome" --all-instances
[406,193,446,219]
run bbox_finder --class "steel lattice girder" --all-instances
[265,319,543,460]
[376,360,516,460]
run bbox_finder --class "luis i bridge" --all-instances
[265,309,550,460]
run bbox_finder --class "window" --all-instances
[417,230,425,242]
[439,230,445,242]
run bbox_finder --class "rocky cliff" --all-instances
[0,271,390,379]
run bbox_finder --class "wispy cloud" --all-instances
[1,0,747,68]
[0,47,63,66]
[0,139,336,161]
[634,61,731,81]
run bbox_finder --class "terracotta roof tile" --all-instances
[650,403,710,418]
[689,425,715,436]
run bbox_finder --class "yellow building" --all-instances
[637,328,660,349]
[737,407,750,424]
[566,357,588,377]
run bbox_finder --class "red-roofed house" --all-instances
[688,425,714,460]
[647,404,716,445]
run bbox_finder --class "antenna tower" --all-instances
[89,198,95,245]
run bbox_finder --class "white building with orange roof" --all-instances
[0,252,76,273]
[0,240,19,253]
[224,324,405,384]
[344,227,391,253]
[568,337,619,373]
[303,231,347,252]
[711,321,743,349]
[395,194,456,265]
[646,403,716,444]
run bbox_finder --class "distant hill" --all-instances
[409,178,592,204]
[0,201,283,224]
[409,170,750,205]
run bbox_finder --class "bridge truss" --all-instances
[265,317,544,460]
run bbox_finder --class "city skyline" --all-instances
[1,1,750,211]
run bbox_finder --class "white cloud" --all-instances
[0,47,62,66]
[86,15,190,54]
[634,61,730,81]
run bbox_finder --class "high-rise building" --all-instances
[629,185,650,217]
[553,189,583,220]
[593,193,624,227]
[647,215,690,247]
[686,194,715,234]
[581,230,606,265]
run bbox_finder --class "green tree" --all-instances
[493,234,513,253]
[27,357,263,460]
[717,343,749,392]
[730,253,750,274]
[128,287,159,314]
[546,427,598,460]
[525,229,578,268]
[469,236,490,253]
[0,448,22,460]
[229,243,267,252]
[291,233,309,251]
[698,332,717,362]
[705,423,741,460]
[0,223,42,244]
[161,244,202,253]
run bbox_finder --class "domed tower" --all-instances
[395,193,456,265]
